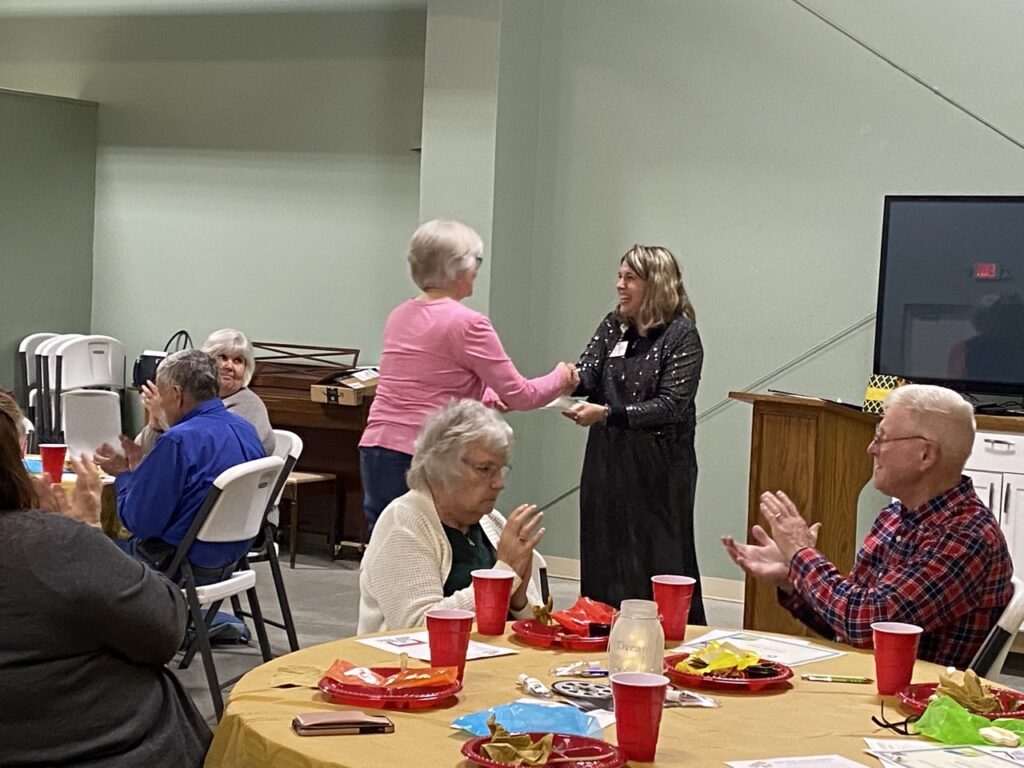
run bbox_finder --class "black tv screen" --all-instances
[874,195,1024,397]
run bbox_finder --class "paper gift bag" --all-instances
[863,374,907,414]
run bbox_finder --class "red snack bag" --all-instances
[324,659,386,687]
[550,597,615,636]
[323,660,459,690]
[380,667,459,690]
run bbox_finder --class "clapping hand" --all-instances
[721,526,792,590]
[95,435,144,476]
[31,453,103,528]
[759,491,820,563]
[721,491,822,592]
[140,380,168,431]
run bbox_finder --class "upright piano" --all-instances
[249,342,370,553]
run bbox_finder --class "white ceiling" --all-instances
[0,0,424,15]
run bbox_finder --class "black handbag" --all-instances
[132,330,193,388]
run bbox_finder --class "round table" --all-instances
[204,626,943,767]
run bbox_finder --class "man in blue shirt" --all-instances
[96,349,265,576]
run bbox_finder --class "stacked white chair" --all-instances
[17,332,57,424]
[32,333,82,442]
[50,335,126,439]
[61,390,122,459]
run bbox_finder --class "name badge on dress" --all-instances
[609,341,628,358]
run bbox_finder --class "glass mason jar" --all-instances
[608,599,665,674]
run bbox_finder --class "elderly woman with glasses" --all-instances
[138,328,275,456]
[358,399,544,633]
[359,219,579,531]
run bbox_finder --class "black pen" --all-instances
[535,485,580,513]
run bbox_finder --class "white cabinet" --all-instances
[965,431,1024,579]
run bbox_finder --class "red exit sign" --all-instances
[974,262,1000,280]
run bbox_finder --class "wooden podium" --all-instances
[728,392,879,636]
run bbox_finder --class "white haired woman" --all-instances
[138,328,275,456]
[568,245,706,623]
[358,219,579,531]
[358,399,545,633]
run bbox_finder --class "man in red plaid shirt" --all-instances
[723,384,1012,668]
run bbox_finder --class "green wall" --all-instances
[0,9,426,427]
[419,0,1024,580]
[0,89,96,400]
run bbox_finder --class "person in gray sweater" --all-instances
[0,392,210,767]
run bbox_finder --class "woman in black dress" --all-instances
[566,245,706,623]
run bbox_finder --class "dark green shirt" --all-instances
[442,523,497,597]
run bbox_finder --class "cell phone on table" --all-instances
[292,711,395,736]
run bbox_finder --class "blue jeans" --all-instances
[359,446,413,531]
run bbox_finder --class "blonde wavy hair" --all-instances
[618,245,695,332]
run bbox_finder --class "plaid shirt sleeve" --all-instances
[782,525,997,649]
[776,587,836,639]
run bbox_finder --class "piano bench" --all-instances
[282,471,339,568]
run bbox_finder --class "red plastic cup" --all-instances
[651,574,696,641]
[39,444,67,484]
[425,608,474,681]
[610,672,669,762]
[471,568,515,635]
[871,621,923,695]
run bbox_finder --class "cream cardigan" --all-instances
[357,489,543,634]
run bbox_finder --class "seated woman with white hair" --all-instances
[138,328,275,456]
[358,399,545,633]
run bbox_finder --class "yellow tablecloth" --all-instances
[204,626,945,767]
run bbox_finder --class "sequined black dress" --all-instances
[575,311,706,623]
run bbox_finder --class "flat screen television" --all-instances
[874,195,1024,397]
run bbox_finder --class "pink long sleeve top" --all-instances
[359,297,565,456]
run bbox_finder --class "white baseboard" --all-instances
[544,556,580,580]
[544,557,745,605]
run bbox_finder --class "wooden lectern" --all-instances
[728,392,879,636]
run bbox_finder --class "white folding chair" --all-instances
[969,576,1024,678]
[34,333,82,442]
[50,335,126,438]
[18,332,57,415]
[162,456,285,720]
[61,390,122,459]
[236,429,303,653]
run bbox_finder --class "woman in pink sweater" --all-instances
[359,219,578,529]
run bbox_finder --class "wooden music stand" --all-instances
[728,391,879,636]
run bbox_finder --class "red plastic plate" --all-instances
[663,652,793,692]
[511,620,608,651]
[317,667,462,710]
[461,732,625,768]
[898,682,1024,719]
